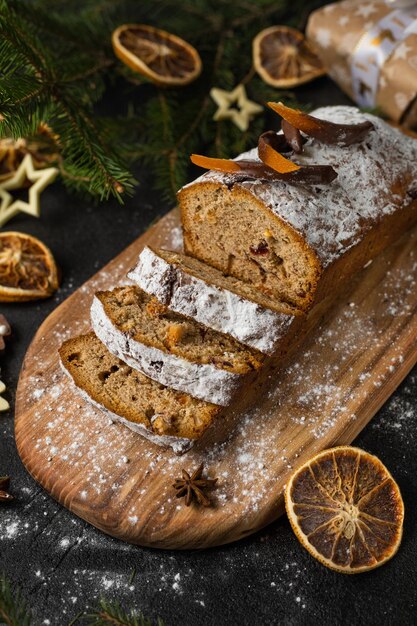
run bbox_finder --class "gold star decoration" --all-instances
[0,153,58,227]
[210,84,263,132]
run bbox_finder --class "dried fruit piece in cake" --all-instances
[128,246,300,354]
[179,106,417,311]
[0,231,59,302]
[112,24,202,86]
[91,286,263,406]
[59,333,222,454]
[253,26,325,88]
[285,447,404,573]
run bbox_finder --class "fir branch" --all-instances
[0,0,134,201]
[0,0,324,204]
[82,599,164,626]
[0,575,32,626]
[0,574,165,626]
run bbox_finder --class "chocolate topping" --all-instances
[255,132,337,186]
[268,102,375,147]
[305,117,375,146]
[230,160,337,186]
[259,130,293,154]
[281,120,304,153]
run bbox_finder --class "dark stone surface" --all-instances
[0,74,416,626]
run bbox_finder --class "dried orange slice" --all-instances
[285,446,404,574]
[253,26,325,88]
[112,24,202,87]
[0,232,59,302]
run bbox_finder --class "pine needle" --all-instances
[128,567,137,585]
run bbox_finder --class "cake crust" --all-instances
[179,106,417,311]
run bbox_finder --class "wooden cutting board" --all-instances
[15,208,417,549]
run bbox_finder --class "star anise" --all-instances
[173,463,217,507]
[0,476,14,502]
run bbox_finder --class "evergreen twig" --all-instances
[0,0,134,202]
[82,599,164,626]
[0,573,164,626]
[0,574,32,626]
[0,0,322,205]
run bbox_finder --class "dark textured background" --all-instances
[1,69,417,626]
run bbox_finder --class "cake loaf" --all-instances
[59,333,223,454]
[128,246,299,354]
[179,106,417,312]
[91,286,263,406]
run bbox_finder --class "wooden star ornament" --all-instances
[210,84,263,131]
[0,153,58,227]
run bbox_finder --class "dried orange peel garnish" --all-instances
[268,101,374,146]
[190,155,242,174]
[192,147,300,177]
[257,132,336,184]
[269,101,323,133]
[190,111,341,185]
[191,154,276,180]
[257,133,300,174]
[191,150,337,186]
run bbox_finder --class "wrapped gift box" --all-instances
[307,0,417,126]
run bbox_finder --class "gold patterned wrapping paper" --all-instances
[306,0,417,126]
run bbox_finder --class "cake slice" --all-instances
[91,286,263,406]
[128,246,299,354]
[179,106,417,312]
[59,333,222,454]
